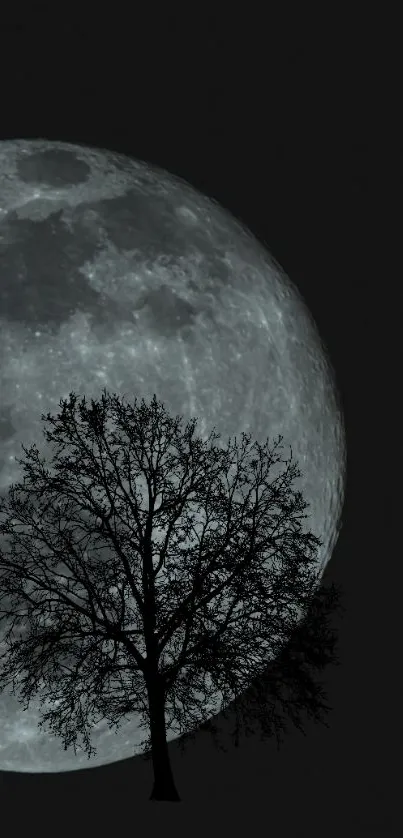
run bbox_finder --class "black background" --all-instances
[0,10,399,833]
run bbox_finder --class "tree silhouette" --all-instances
[0,389,342,801]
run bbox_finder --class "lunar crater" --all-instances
[16,149,92,188]
[133,285,199,338]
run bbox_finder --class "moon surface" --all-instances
[0,139,346,772]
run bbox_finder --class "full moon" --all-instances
[0,139,346,772]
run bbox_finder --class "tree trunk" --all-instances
[146,675,180,801]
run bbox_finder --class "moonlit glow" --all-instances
[0,139,346,772]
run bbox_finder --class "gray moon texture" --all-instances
[0,139,346,772]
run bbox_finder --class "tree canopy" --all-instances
[0,389,341,800]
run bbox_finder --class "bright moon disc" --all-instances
[0,139,346,772]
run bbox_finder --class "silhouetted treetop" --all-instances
[0,388,338,801]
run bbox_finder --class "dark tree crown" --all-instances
[0,388,341,780]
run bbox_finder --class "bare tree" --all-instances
[0,389,341,801]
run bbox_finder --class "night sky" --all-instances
[0,12,397,832]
